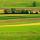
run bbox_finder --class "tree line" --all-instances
[4,8,38,14]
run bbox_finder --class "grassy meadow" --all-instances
[0,14,40,40]
[0,0,40,40]
[0,0,40,8]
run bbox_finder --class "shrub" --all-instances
[25,10,29,14]
[4,9,8,14]
[11,8,16,14]
[21,10,26,14]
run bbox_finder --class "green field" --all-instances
[0,14,40,40]
[0,0,40,8]
[16,0,40,7]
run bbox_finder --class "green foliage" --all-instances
[32,1,36,7]
[11,8,16,14]
[4,9,8,14]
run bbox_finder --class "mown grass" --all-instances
[0,18,40,25]
[0,14,40,40]
[0,25,40,40]
[0,25,40,31]
[0,0,40,7]
[0,14,40,20]
[16,0,40,7]
[16,2,40,7]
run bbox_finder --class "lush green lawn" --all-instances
[0,15,40,40]
[0,25,40,31]
[0,0,40,7]
[0,25,40,40]
[16,0,40,7]
[0,14,40,20]
[16,2,40,7]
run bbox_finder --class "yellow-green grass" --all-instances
[0,14,40,16]
[16,0,40,7]
[0,14,40,20]
[0,0,40,8]
[0,19,40,40]
[0,24,40,40]
[0,15,40,40]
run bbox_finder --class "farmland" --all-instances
[0,14,40,40]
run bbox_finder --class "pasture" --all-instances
[0,14,40,40]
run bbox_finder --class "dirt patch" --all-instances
[32,18,40,20]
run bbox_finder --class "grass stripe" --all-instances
[0,23,40,27]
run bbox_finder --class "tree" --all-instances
[32,1,36,7]
[11,8,16,14]
[35,12,38,14]
[4,9,8,14]
[21,10,25,14]
[30,11,33,14]
[25,10,29,14]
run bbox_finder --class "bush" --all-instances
[4,9,8,14]
[21,10,26,14]
[35,12,38,14]
[32,1,36,7]
[30,11,33,14]
[11,8,16,14]
[25,10,29,14]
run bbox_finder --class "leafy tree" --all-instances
[4,9,8,14]
[30,11,33,14]
[25,10,29,14]
[35,12,38,14]
[32,1,36,7]
[11,8,16,14]
[21,10,26,14]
